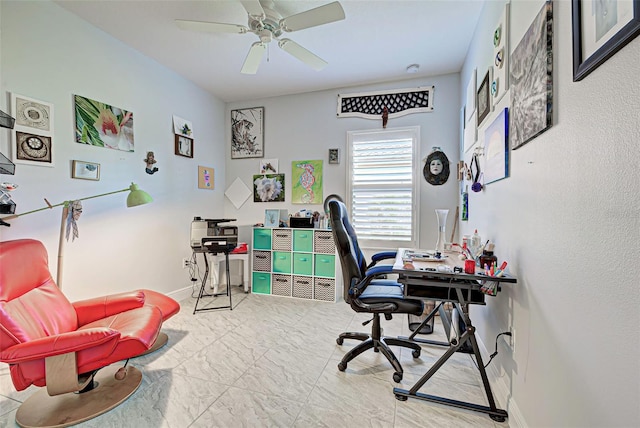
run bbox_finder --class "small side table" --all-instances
[209,253,250,294]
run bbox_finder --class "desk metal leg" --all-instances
[193,251,233,314]
[393,297,508,422]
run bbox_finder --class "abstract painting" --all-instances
[509,1,553,150]
[74,95,134,152]
[291,160,323,204]
[231,107,264,159]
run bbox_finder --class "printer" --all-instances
[190,217,238,253]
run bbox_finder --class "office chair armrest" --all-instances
[352,299,397,313]
[368,251,397,268]
[364,264,393,277]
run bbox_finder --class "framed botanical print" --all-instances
[231,107,264,159]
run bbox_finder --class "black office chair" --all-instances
[329,200,423,382]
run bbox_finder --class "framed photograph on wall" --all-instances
[71,160,100,181]
[175,134,193,158]
[476,70,491,126]
[11,93,55,167]
[231,107,264,159]
[328,148,340,164]
[572,0,640,81]
[264,209,280,228]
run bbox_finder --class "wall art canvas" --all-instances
[11,93,54,167]
[72,160,100,181]
[483,108,509,185]
[225,177,252,209]
[74,95,134,152]
[572,0,640,80]
[231,107,264,159]
[264,209,280,228]
[291,160,323,204]
[464,112,477,153]
[253,174,285,202]
[260,158,278,174]
[509,1,553,150]
[465,68,477,123]
[173,115,194,138]
[198,166,214,190]
[492,3,510,105]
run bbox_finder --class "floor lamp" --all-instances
[1,182,152,289]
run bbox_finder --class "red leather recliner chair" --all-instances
[0,239,180,427]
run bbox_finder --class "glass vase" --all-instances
[435,209,449,253]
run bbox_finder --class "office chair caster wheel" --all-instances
[395,394,408,401]
[393,372,403,382]
[336,337,344,345]
[412,349,421,358]
[338,361,347,372]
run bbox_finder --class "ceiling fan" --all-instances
[175,0,345,74]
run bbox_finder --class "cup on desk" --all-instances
[464,259,475,274]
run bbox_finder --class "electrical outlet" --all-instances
[182,258,190,269]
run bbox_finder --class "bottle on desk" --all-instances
[469,229,481,257]
[479,250,497,272]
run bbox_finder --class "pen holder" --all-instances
[479,280,499,296]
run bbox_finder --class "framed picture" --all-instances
[231,107,264,159]
[198,165,214,190]
[292,160,323,204]
[510,1,553,150]
[74,95,134,152]
[476,70,490,126]
[253,174,285,202]
[175,134,193,158]
[172,115,194,138]
[483,108,509,185]
[72,160,100,181]
[328,148,340,164]
[572,0,640,81]
[264,209,280,228]
[465,68,477,123]
[11,93,55,167]
[14,131,53,166]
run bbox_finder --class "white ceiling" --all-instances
[55,0,485,103]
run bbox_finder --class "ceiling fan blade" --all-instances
[278,39,327,71]
[240,0,265,18]
[280,1,345,32]
[241,42,266,74]
[175,19,248,34]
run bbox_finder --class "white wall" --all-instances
[461,1,640,427]
[0,1,226,301]
[225,74,461,251]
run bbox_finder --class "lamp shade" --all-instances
[126,183,153,207]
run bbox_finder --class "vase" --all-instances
[435,209,449,253]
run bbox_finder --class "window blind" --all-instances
[348,129,418,247]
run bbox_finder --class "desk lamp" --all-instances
[0,183,152,288]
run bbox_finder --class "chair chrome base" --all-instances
[15,365,142,428]
[336,314,422,382]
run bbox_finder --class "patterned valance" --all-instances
[337,86,434,119]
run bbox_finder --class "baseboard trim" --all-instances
[475,335,527,428]
[167,285,194,303]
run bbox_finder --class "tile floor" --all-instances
[0,287,510,427]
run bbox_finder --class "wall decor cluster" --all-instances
[291,160,323,204]
[11,93,54,167]
[71,160,100,181]
[509,0,553,150]
[337,86,434,120]
[198,166,214,190]
[492,4,510,105]
[74,95,134,152]
[231,107,264,159]
[572,0,640,81]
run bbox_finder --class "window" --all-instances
[347,127,420,249]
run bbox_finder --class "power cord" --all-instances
[472,331,512,369]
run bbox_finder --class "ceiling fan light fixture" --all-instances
[406,64,420,74]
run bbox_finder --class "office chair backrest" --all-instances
[329,200,367,304]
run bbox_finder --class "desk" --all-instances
[392,248,517,422]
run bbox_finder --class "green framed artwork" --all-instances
[291,160,323,204]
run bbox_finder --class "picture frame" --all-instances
[264,209,280,228]
[231,107,264,159]
[465,69,477,123]
[253,174,285,202]
[71,160,100,181]
[483,108,509,185]
[14,131,54,167]
[175,134,193,158]
[11,93,55,167]
[198,165,214,190]
[476,70,490,126]
[328,148,340,164]
[572,0,640,81]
